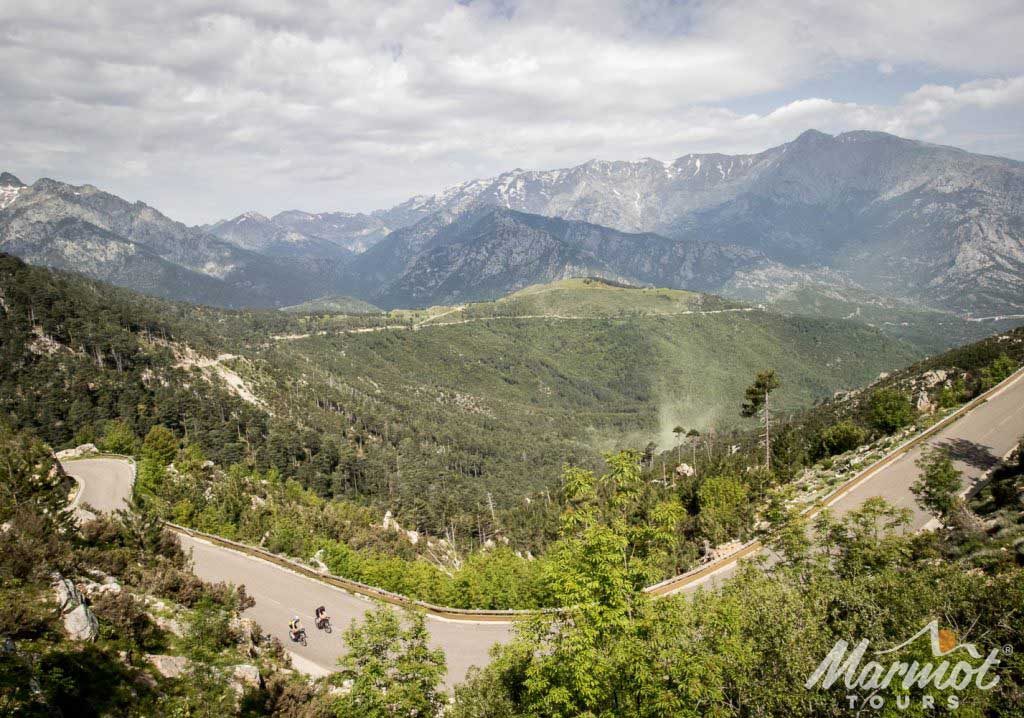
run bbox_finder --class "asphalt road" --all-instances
[66,457,134,520]
[671,367,1024,596]
[61,456,511,688]
[178,533,511,688]
[61,367,1024,683]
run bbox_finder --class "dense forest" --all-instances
[2,253,1022,611]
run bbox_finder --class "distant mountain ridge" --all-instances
[205,211,352,260]
[366,130,1024,315]
[5,129,1024,316]
[205,208,396,256]
[0,174,343,308]
[341,205,838,309]
[270,210,392,254]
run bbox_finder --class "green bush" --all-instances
[815,420,868,458]
[867,388,915,434]
[99,420,139,456]
[141,425,178,465]
[980,353,1017,389]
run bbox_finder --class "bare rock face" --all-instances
[230,617,262,657]
[52,574,81,612]
[920,369,949,389]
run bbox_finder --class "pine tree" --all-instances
[741,370,780,472]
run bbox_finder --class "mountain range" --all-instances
[369,130,1024,316]
[0,174,346,308]
[339,205,834,310]
[3,129,1023,317]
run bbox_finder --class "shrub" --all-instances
[98,420,138,455]
[696,474,750,545]
[92,591,162,661]
[980,353,1017,390]
[141,425,178,465]
[867,388,915,434]
[183,596,236,659]
[815,420,868,459]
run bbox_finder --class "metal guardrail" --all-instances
[163,522,539,622]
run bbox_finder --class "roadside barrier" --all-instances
[163,522,541,622]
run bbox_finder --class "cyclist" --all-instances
[288,615,304,641]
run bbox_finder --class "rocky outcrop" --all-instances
[675,463,696,478]
[147,654,191,678]
[145,654,261,694]
[230,664,263,692]
[55,443,98,460]
[52,574,99,641]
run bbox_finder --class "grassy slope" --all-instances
[279,294,382,314]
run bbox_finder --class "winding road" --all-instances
[61,367,1024,686]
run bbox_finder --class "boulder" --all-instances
[55,444,98,460]
[64,604,100,641]
[146,654,191,679]
[152,614,185,638]
[230,664,263,692]
[675,463,695,477]
[915,391,935,414]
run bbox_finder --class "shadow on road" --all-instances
[935,438,999,471]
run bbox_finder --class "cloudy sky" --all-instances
[2,1,1023,224]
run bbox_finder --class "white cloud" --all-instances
[0,0,1022,223]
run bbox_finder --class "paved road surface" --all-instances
[179,533,511,688]
[67,457,134,520]
[62,367,1024,682]
[61,456,511,687]
[671,368,1024,596]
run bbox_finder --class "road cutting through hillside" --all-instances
[62,365,1024,685]
[275,305,758,339]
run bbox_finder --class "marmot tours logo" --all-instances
[805,620,1007,711]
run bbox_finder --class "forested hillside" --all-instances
[247,279,919,523]
[0,256,929,598]
[2,252,1023,623]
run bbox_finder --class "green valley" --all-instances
[248,277,920,512]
